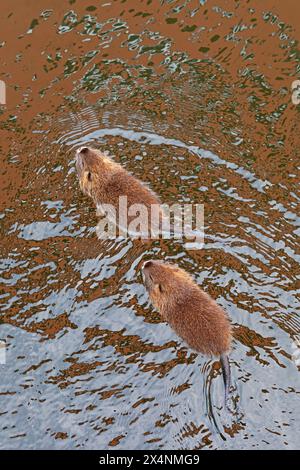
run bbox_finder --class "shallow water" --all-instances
[0,0,300,450]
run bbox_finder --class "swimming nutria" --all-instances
[142,260,232,405]
[75,146,202,244]
[76,146,162,236]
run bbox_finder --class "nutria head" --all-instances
[75,146,117,200]
[142,260,192,310]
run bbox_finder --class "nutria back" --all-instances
[142,260,232,356]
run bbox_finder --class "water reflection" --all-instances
[0,0,299,450]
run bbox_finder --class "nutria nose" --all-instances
[143,260,153,270]
[78,146,89,154]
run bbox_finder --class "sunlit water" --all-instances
[0,0,299,449]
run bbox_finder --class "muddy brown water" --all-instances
[0,0,300,450]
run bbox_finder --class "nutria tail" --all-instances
[220,353,231,407]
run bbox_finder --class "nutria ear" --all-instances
[84,170,92,181]
[153,283,163,294]
[80,170,92,191]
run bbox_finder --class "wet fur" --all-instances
[143,261,232,356]
[76,148,160,210]
[143,260,232,404]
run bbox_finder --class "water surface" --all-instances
[0,0,299,449]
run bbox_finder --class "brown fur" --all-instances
[142,260,232,356]
[76,147,160,210]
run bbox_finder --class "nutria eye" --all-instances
[158,284,163,293]
[87,172,92,181]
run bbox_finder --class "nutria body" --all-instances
[75,146,202,244]
[142,260,232,403]
[76,146,160,211]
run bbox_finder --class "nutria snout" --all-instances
[75,146,102,179]
[78,146,89,154]
[142,259,232,405]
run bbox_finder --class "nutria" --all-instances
[75,146,203,244]
[142,260,232,406]
[76,146,162,236]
